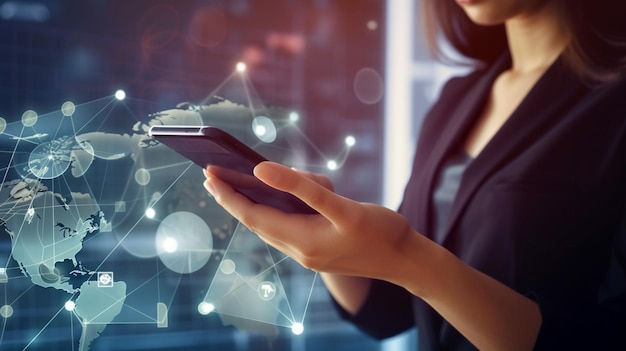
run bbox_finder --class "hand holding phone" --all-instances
[148,125,316,214]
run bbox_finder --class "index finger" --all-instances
[205,165,260,189]
[253,162,355,224]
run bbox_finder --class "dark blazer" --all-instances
[341,54,626,350]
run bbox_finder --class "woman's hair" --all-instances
[422,0,626,84]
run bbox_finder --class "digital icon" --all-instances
[97,272,114,287]
[157,302,168,328]
[258,281,276,301]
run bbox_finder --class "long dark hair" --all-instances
[422,0,626,84]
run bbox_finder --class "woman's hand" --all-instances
[203,161,416,281]
[204,161,543,350]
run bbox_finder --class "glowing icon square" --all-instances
[97,272,114,288]
[258,281,276,301]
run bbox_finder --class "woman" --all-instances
[204,0,626,349]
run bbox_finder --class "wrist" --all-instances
[389,230,451,300]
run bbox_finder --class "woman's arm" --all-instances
[204,161,541,351]
[320,273,372,315]
[401,232,542,351]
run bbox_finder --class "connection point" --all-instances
[236,62,247,73]
[327,160,338,171]
[345,135,356,147]
[61,101,76,117]
[198,302,215,315]
[145,208,156,219]
[64,301,76,311]
[115,90,126,101]
[289,112,300,123]
[291,322,304,335]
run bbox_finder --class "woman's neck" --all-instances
[505,2,570,74]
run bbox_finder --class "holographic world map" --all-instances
[0,67,356,350]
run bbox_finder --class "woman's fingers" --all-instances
[203,173,258,222]
[291,168,334,191]
[204,172,323,252]
[205,165,262,189]
[253,162,354,225]
[206,161,355,239]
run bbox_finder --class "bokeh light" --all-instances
[189,6,228,48]
[155,211,213,274]
[353,67,384,105]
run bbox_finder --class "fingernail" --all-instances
[204,179,216,196]
[255,163,281,183]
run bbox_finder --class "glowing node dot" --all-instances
[145,208,156,219]
[64,301,76,311]
[219,259,236,275]
[135,168,151,186]
[367,20,378,31]
[114,90,126,101]
[21,110,38,127]
[162,237,178,253]
[0,305,13,318]
[61,101,76,117]
[291,322,304,335]
[198,302,215,315]
[289,112,300,122]
[252,116,277,143]
[47,155,54,160]
[345,135,356,147]
[327,160,338,171]
[255,125,266,136]
[236,62,247,73]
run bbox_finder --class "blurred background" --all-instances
[0,0,464,350]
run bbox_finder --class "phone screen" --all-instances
[149,125,317,214]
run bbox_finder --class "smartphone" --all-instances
[148,125,317,214]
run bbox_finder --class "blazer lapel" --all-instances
[417,55,510,237]
[439,58,588,246]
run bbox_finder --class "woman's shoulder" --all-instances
[438,66,493,99]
